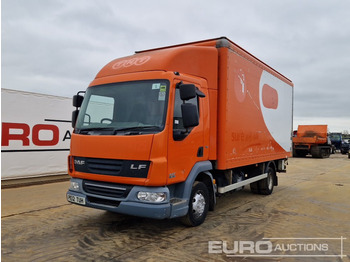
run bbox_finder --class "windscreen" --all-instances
[330,133,342,141]
[75,80,169,134]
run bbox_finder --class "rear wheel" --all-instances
[250,181,260,194]
[311,146,320,158]
[311,147,330,158]
[181,181,209,227]
[258,166,275,195]
[320,149,330,158]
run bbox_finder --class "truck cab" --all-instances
[68,67,215,226]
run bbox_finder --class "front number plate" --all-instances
[67,194,86,205]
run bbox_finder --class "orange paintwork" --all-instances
[69,37,293,186]
[216,46,293,170]
[293,125,328,146]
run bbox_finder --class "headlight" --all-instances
[137,192,167,202]
[69,181,80,191]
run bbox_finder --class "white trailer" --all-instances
[1,89,72,180]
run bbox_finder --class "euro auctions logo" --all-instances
[208,237,347,259]
[209,240,272,254]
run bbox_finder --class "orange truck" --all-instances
[292,125,331,158]
[67,37,293,226]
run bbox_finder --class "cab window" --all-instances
[173,88,199,140]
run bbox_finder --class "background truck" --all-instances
[330,132,343,152]
[292,125,331,158]
[67,37,293,226]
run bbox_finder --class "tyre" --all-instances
[250,181,260,194]
[320,149,330,158]
[258,166,275,195]
[292,148,298,157]
[311,147,330,158]
[311,146,321,158]
[181,181,209,227]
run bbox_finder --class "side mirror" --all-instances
[72,110,79,128]
[73,94,84,108]
[181,103,199,128]
[179,84,197,100]
[179,83,206,100]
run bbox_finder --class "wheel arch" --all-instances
[173,161,215,213]
[195,171,216,211]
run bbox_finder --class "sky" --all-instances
[1,0,350,132]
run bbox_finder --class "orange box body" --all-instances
[293,125,328,145]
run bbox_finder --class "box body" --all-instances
[215,40,293,169]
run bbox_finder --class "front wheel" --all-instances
[181,181,209,227]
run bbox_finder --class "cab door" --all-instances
[167,80,208,184]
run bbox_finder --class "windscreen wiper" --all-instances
[77,127,115,134]
[115,125,161,132]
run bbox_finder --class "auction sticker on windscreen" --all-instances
[158,84,166,101]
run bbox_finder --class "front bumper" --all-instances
[66,178,187,219]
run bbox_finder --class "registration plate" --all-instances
[67,194,86,205]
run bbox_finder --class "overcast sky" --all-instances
[2,0,350,132]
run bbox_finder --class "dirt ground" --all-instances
[2,154,350,261]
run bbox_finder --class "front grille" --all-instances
[87,158,124,176]
[83,180,132,198]
[79,158,123,176]
[74,157,150,178]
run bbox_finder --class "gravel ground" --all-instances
[2,154,349,261]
